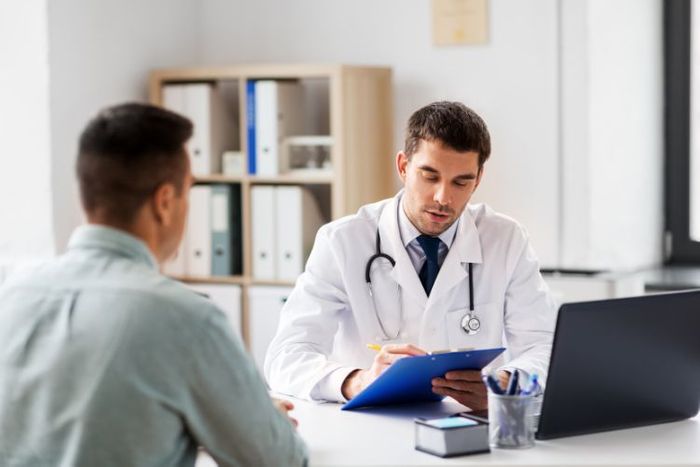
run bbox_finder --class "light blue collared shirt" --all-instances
[398,195,459,274]
[0,225,307,467]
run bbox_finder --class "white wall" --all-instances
[5,0,662,270]
[0,0,54,268]
[198,0,663,271]
[198,0,562,266]
[47,0,201,251]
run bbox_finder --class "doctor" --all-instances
[265,101,557,410]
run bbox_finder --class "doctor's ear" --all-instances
[396,151,409,181]
[474,166,485,190]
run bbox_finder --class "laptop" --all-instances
[536,290,700,440]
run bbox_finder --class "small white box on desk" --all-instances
[414,416,489,458]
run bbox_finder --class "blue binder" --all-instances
[246,80,256,174]
[341,347,505,411]
[210,184,242,276]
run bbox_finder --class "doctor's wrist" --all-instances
[341,369,365,400]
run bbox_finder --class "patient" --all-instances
[0,103,307,466]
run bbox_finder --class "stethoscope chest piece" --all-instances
[461,312,481,335]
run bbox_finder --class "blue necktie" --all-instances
[417,235,441,296]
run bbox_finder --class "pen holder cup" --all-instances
[487,392,537,449]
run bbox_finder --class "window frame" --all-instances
[665,0,700,263]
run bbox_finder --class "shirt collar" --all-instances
[397,194,459,248]
[67,224,159,270]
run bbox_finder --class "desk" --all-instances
[197,398,700,466]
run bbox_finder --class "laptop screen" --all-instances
[536,290,700,440]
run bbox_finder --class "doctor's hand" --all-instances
[341,344,427,400]
[272,397,299,428]
[431,369,511,411]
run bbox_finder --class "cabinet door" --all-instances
[248,286,293,370]
[186,283,242,338]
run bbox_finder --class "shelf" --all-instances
[151,64,386,83]
[169,275,246,285]
[194,174,245,184]
[195,173,334,185]
[249,279,297,287]
[248,173,333,185]
[169,275,297,288]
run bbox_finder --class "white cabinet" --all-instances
[247,286,293,370]
[186,283,242,338]
[542,272,645,305]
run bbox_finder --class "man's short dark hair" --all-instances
[404,101,491,169]
[77,102,193,226]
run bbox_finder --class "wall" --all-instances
[198,0,562,266]
[14,0,662,269]
[198,0,663,271]
[0,0,54,268]
[47,0,201,251]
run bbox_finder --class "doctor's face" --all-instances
[397,139,482,236]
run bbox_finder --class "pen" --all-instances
[506,370,520,396]
[521,374,540,396]
[366,343,382,352]
[482,373,505,395]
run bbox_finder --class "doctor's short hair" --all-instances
[404,101,491,168]
[76,102,193,226]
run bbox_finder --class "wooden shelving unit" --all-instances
[149,64,394,349]
[149,63,394,286]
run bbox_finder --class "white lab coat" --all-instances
[265,192,557,402]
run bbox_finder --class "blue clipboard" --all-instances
[341,347,505,411]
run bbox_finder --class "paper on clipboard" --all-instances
[341,347,505,411]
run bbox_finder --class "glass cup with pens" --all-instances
[483,371,540,449]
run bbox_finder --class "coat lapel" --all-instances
[377,194,428,304]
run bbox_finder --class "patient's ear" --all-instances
[152,183,176,226]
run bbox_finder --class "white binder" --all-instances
[248,286,293,370]
[186,185,212,276]
[255,80,303,176]
[275,186,325,281]
[251,185,276,280]
[162,83,233,176]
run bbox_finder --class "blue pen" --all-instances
[506,370,520,395]
[521,374,540,396]
[482,373,505,395]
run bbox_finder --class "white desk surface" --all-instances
[198,398,700,466]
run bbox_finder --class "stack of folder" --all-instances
[251,185,325,281]
[163,184,242,278]
[162,82,237,176]
[247,80,304,176]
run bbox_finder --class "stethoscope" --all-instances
[365,228,481,341]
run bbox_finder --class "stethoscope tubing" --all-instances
[365,228,481,340]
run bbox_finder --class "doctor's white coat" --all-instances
[264,193,557,402]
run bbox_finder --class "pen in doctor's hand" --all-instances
[343,344,427,400]
[366,343,382,352]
